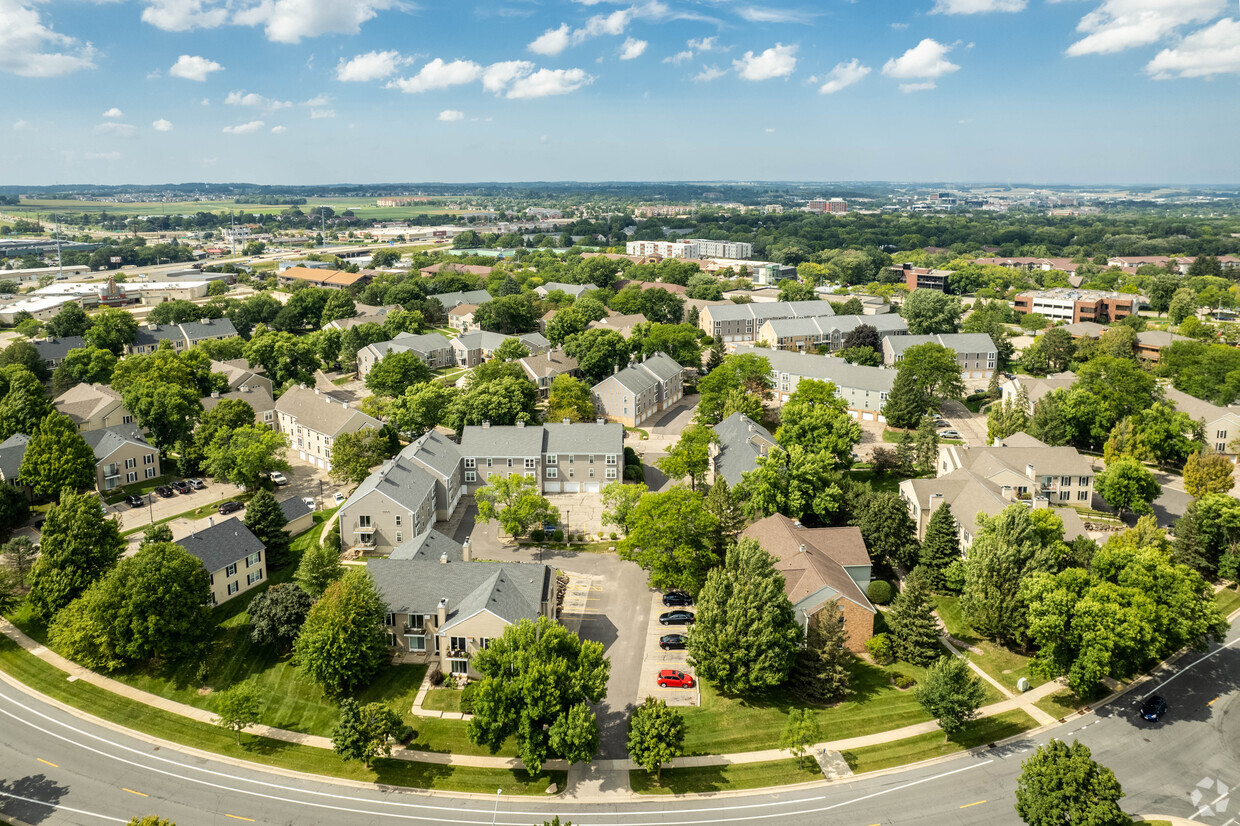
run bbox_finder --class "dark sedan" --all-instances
[218,500,245,515]
[662,590,694,607]
[125,495,145,508]
[659,633,687,650]
[154,485,175,498]
[659,610,695,626]
[1140,695,1168,722]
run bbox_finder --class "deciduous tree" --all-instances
[293,568,389,696]
[215,682,263,744]
[600,481,644,536]
[249,582,313,650]
[546,375,596,423]
[330,428,400,486]
[474,474,558,537]
[738,445,842,525]
[296,542,345,598]
[1015,740,1127,826]
[203,424,291,491]
[619,487,719,594]
[780,708,821,768]
[915,655,986,736]
[626,697,684,781]
[1094,457,1160,517]
[901,289,963,335]
[27,490,126,620]
[388,382,455,438]
[1182,447,1234,497]
[656,425,715,491]
[18,412,95,497]
[332,698,404,768]
[774,379,862,468]
[365,350,431,397]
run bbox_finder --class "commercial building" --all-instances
[624,239,754,260]
[277,266,372,290]
[1013,288,1141,324]
[891,263,950,293]
[805,199,847,214]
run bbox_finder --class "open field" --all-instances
[6,197,476,220]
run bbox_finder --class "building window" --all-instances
[395,531,403,543]
[605,468,617,479]
[606,454,617,465]
[1219,430,1228,439]
[125,457,137,469]
[1218,443,1227,453]
[525,458,536,469]
[1078,476,1091,487]
[547,467,558,479]
[407,635,425,652]
[225,563,237,577]
[589,468,595,477]
[1059,490,1071,501]
[145,468,156,479]
[465,471,476,483]
[387,633,397,647]
[395,515,402,527]
[409,614,424,631]
[1061,476,1071,486]
[227,581,239,596]
[465,458,476,469]
[450,659,468,675]
[143,454,154,465]
[247,570,263,586]
[1078,490,1090,501]
[245,551,261,567]
[449,636,467,652]
[479,637,491,650]
[126,472,137,483]
[358,515,371,528]
[546,455,557,465]
[486,458,492,467]
[384,613,395,627]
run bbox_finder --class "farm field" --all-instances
[4,197,472,219]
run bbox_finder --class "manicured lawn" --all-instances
[678,655,1004,755]
[102,469,179,504]
[848,468,901,495]
[935,596,1047,692]
[422,688,465,713]
[1216,585,1240,618]
[631,758,822,795]
[1035,689,1090,721]
[841,710,1039,774]
[0,636,559,795]
[120,494,247,537]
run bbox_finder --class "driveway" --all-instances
[635,592,699,707]
[938,399,989,447]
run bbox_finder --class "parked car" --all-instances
[659,633,687,650]
[303,497,316,510]
[659,610,695,626]
[189,478,205,490]
[657,669,696,689]
[172,480,192,494]
[154,485,175,498]
[270,471,289,486]
[218,500,244,515]
[662,590,694,607]
[934,419,951,427]
[125,495,145,508]
[940,430,963,440]
[333,492,346,505]
[1140,695,1168,722]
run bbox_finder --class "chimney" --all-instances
[1032,495,1049,510]
[200,318,209,325]
[210,391,219,398]
[798,543,806,553]
[439,550,448,564]
[1001,484,1014,501]
[793,519,802,529]
[562,418,570,425]
[929,492,944,515]
[1025,463,1036,480]
[462,537,472,562]
[437,598,449,627]
[515,420,525,428]
[147,322,158,330]
[482,421,490,429]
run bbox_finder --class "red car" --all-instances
[657,669,695,689]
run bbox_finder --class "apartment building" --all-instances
[1013,288,1140,324]
[1164,386,1240,459]
[698,300,837,345]
[889,263,950,293]
[202,385,276,429]
[356,332,456,378]
[534,282,597,299]
[1001,372,1077,415]
[447,304,479,333]
[590,352,684,428]
[757,313,908,352]
[635,205,693,218]
[82,427,161,491]
[624,239,754,260]
[337,450,437,556]
[274,385,381,471]
[882,333,998,380]
[53,383,135,433]
[419,263,495,279]
[734,345,894,421]
[209,359,274,397]
[458,420,624,494]
[518,349,580,397]
[708,413,777,487]
[450,331,550,368]
[126,318,239,355]
[587,313,649,339]
[32,336,86,370]
[431,289,494,312]
[177,518,267,606]
[805,199,847,214]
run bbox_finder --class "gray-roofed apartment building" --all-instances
[368,530,554,678]
[698,300,836,345]
[357,332,456,379]
[756,314,908,352]
[337,448,438,557]
[53,383,135,433]
[590,351,684,427]
[177,517,266,606]
[0,434,29,486]
[275,385,381,471]
[126,318,238,355]
[708,413,776,487]
[203,385,276,429]
[82,426,161,492]
[459,420,624,494]
[882,333,998,380]
[519,348,580,397]
[209,359,274,397]
[733,345,895,422]
[450,331,550,368]
[32,336,86,370]
[433,289,493,312]
[535,282,597,299]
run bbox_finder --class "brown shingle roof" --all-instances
[740,514,874,614]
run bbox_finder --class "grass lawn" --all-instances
[331,376,353,386]
[1035,689,1090,721]
[422,688,464,713]
[841,709,1039,774]
[1216,585,1240,618]
[935,596,1047,693]
[848,468,901,495]
[0,636,558,795]
[624,426,650,440]
[679,655,1004,755]
[631,758,822,795]
[515,541,617,554]
[102,468,179,504]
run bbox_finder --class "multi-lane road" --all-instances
[0,624,1236,826]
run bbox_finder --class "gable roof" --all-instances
[132,324,184,348]
[885,333,997,357]
[519,349,579,381]
[901,469,1091,543]
[1163,385,1240,425]
[280,266,369,287]
[733,345,895,394]
[399,429,463,482]
[278,495,312,523]
[33,336,87,362]
[177,517,265,573]
[452,331,549,353]
[704,300,836,324]
[368,552,550,629]
[448,303,479,317]
[82,426,153,462]
[275,385,382,437]
[587,313,648,337]
[179,317,238,342]
[420,263,494,277]
[760,313,908,338]
[710,413,775,487]
[459,421,623,457]
[343,450,437,512]
[434,289,494,311]
[54,382,126,425]
[597,352,683,396]
[209,359,269,391]
[539,282,596,298]
[0,434,29,481]
[202,385,275,416]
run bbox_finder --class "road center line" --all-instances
[122,787,148,797]
[960,799,986,808]
[37,757,58,767]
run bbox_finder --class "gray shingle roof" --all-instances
[389,332,454,356]
[275,385,382,437]
[53,382,127,426]
[202,385,275,416]
[33,336,86,362]
[542,420,624,455]
[1164,385,1240,425]
[180,317,237,342]
[459,423,545,458]
[519,349,579,381]
[885,333,997,357]
[133,324,184,348]
[0,434,29,481]
[400,430,463,481]
[733,346,895,394]
[82,426,152,461]
[710,413,775,487]
[706,300,836,324]
[761,314,908,338]
[177,517,264,574]
[434,289,494,311]
[453,331,549,353]
[598,351,683,396]
[539,282,596,298]
[368,553,550,630]
[389,529,463,561]
[343,452,437,512]
[278,495,312,523]
[459,421,623,457]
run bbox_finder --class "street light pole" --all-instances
[148,492,153,525]
[490,789,501,826]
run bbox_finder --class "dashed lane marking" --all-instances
[122,788,148,797]
[37,757,57,768]
[960,800,986,809]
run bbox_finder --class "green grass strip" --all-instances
[630,758,822,795]
[841,709,1039,774]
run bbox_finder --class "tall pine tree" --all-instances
[881,368,927,430]
[920,503,961,592]
[886,566,942,666]
[243,488,292,568]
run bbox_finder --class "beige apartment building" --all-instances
[275,385,381,471]
[177,518,267,606]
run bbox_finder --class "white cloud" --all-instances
[732,43,797,80]
[931,0,1026,13]
[102,107,124,119]
[764,127,775,133]
[270,125,286,133]
[169,54,223,81]
[619,37,647,60]
[735,6,814,24]
[93,122,137,138]
[882,39,959,79]
[225,90,292,109]
[303,94,330,106]
[0,0,97,77]
[152,118,174,131]
[505,67,593,98]
[891,21,909,29]
[693,65,726,82]
[817,58,870,94]
[85,151,121,161]
[141,0,229,32]
[200,97,210,105]
[529,22,571,55]
[310,108,335,118]
[1146,17,1240,78]
[232,0,399,44]
[223,120,265,134]
[1064,0,1226,57]
[664,49,693,64]
[336,50,406,82]
[438,109,465,121]
[900,81,937,92]
[387,58,482,93]
[687,36,717,52]
[481,60,534,93]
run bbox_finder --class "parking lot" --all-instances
[635,591,700,707]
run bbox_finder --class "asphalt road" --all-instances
[0,622,1236,826]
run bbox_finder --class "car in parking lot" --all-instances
[940,430,963,440]
[659,610,695,626]
[659,633,687,650]
[218,500,245,515]
[154,485,175,498]
[662,590,693,607]
[1140,695,1168,722]
[656,669,695,689]
[303,497,316,510]
[172,480,192,494]
[333,492,346,506]
[189,478,205,490]
[125,495,145,508]
[934,419,951,428]
[270,471,289,486]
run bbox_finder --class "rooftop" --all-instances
[177,517,265,574]
[274,385,382,437]
[733,346,895,394]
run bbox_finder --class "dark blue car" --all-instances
[1140,695,1167,722]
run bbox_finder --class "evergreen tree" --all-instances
[850,492,920,569]
[248,582,313,650]
[913,415,939,476]
[703,477,745,555]
[885,567,942,666]
[705,340,724,373]
[243,488,292,568]
[881,368,927,430]
[920,504,961,592]
[788,601,852,704]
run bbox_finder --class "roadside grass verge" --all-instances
[1215,585,1240,618]
[841,709,1038,774]
[1035,689,1090,721]
[630,758,821,795]
[0,636,558,795]
[934,596,1046,693]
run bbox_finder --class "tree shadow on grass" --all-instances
[629,765,727,796]
[0,774,70,824]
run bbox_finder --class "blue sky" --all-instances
[3,0,1239,185]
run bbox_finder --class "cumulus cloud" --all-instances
[0,0,97,77]
[270,125,286,133]
[899,81,938,92]
[931,0,1026,13]
[817,58,870,94]
[506,67,593,98]
[93,122,137,137]
[438,109,465,121]
[529,22,571,56]
[693,65,727,82]
[152,118,174,131]
[141,0,229,31]
[169,54,223,81]
[1146,17,1240,78]
[882,39,959,80]
[664,34,718,64]
[232,0,399,43]
[335,49,406,82]
[387,58,482,93]
[223,120,265,134]
[310,108,335,118]
[528,2,668,55]
[481,60,534,93]
[102,107,124,119]
[303,94,330,106]
[225,90,292,109]
[12,119,34,131]
[619,37,647,60]
[1064,0,1226,57]
[733,43,797,80]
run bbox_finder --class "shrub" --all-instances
[867,580,894,605]
[610,532,618,540]
[460,681,478,715]
[624,464,645,482]
[393,721,414,743]
[428,667,444,687]
[530,529,545,542]
[891,672,917,689]
[866,633,896,666]
[943,560,966,595]
[552,530,564,542]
